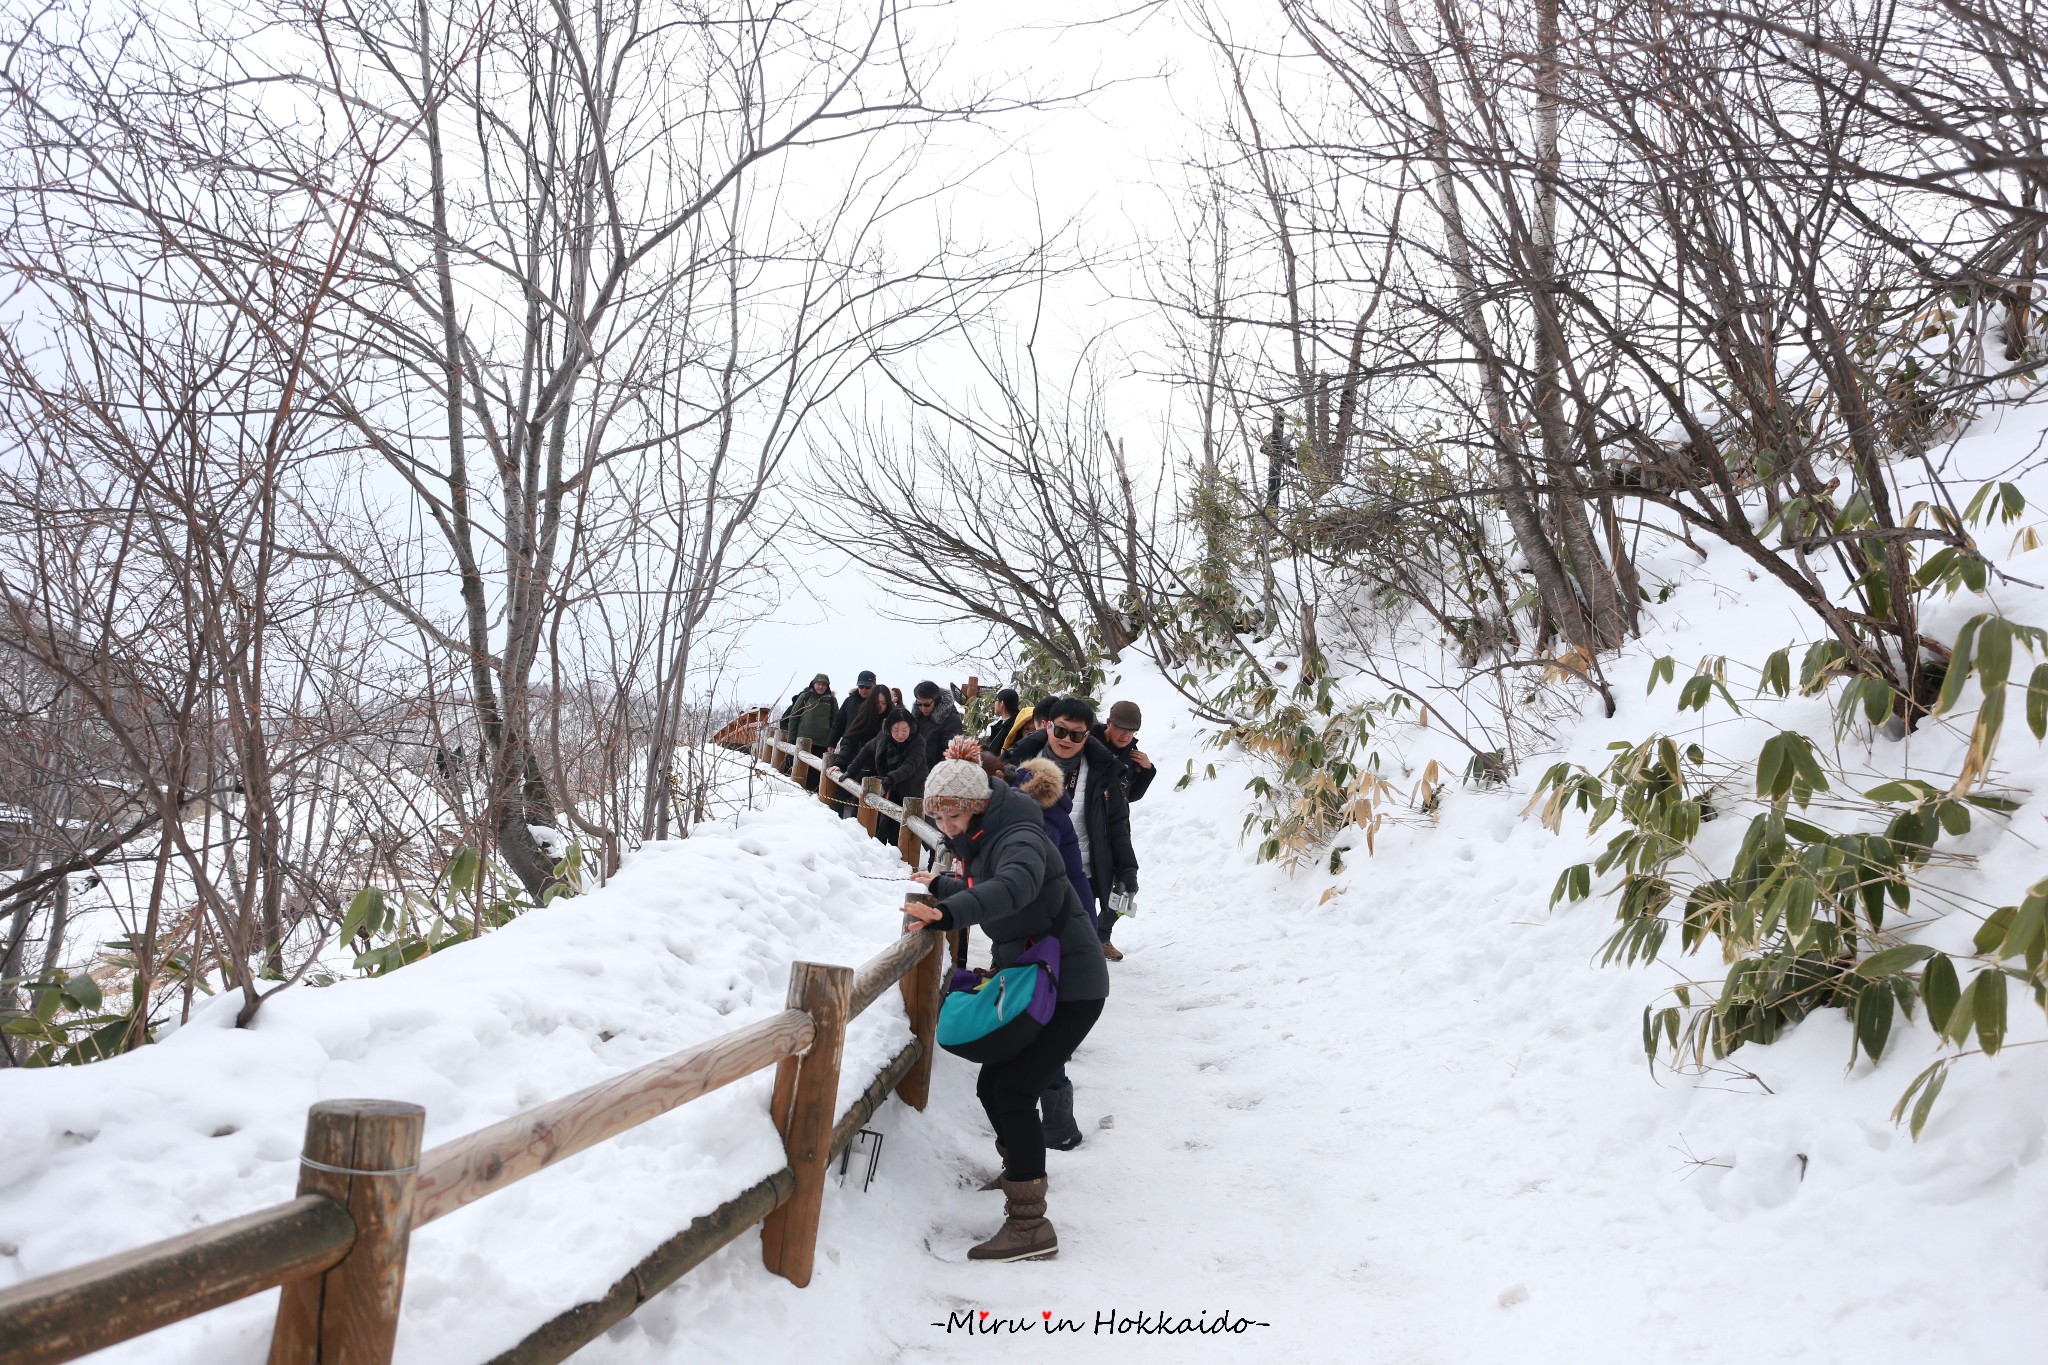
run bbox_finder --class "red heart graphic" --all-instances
[979,1311,989,1321]
[1042,1311,1052,1320]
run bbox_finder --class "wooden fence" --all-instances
[754,732,972,970]
[0,737,951,1365]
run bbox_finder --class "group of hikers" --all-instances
[775,670,1155,1263]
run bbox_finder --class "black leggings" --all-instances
[976,998,1105,1182]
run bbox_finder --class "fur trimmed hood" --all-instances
[1016,756,1067,808]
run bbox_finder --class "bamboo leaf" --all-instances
[1973,968,2008,1055]
[1758,648,1791,698]
[1997,900,2046,962]
[1953,688,2006,793]
[1890,1059,1951,1140]
[1933,616,1982,716]
[1855,944,1935,977]
[1922,953,1961,1032]
[1855,984,1894,1061]
[341,887,386,943]
[1864,780,1935,803]
[1975,618,2012,693]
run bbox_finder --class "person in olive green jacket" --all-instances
[778,673,837,790]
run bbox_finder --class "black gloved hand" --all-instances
[1115,873,1138,897]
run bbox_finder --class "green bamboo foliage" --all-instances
[1539,607,2048,1135]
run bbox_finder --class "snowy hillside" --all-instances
[7,406,2048,1363]
[560,650,2043,1365]
[0,789,926,1363]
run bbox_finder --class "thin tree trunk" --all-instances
[35,870,69,1010]
[1384,0,1601,658]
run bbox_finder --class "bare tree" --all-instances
[810,330,1159,688]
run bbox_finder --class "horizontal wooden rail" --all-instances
[850,928,936,1019]
[485,1034,925,1365]
[412,1008,814,1227]
[831,1041,922,1161]
[0,734,953,1365]
[756,733,950,856]
[484,1167,796,1365]
[0,1195,355,1365]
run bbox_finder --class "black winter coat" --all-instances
[831,698,888,766]
[845,728,929,799]
[916,695,964,767]
[826,693,866,751]
[930,781,1109,1002]
[1091,722,1157,803]
[1003,730,1138,904]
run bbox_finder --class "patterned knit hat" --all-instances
[923,736,991,817]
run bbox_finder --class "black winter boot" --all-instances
[1041,1080,1083,1151]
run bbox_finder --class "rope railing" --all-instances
[751,730,951,867]
[0,763,949,1365]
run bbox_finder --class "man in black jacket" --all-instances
[1092,699,1156,803]
[1004,697,1138,960]
[826,670,879,752]
[911,679,963,768]
[823,670,882,815]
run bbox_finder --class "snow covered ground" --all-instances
[3,654,2044,1361]
[580,643,2045,1364]
[7,423,2048,1362]
[0,788,928,1363]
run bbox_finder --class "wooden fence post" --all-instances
[269,1099,425,1365]
[794,738,814,791]
[759,962,852,1288]
[817,754,837,809]
[896,797,923,868]
[858,778,882,836]
[896,902,944,1112]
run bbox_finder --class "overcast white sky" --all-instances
[726,0,1236,706]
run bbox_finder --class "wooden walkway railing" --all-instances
[752,730,951,867]
[754,730,973,970]
[0,740,952,1365]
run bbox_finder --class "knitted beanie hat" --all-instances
[923,736,991,817]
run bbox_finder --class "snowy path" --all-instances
[10,678,2032,1364]
[591,695,2043,1364]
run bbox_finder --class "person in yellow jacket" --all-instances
[1000,693,1059,757]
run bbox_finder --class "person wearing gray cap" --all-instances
[1092,699,1156,803]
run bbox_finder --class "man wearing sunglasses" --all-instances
[911,679,964,769]
[1005,697,1139,962]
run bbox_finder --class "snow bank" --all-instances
[531,633,2043,1365]
[8,410,2048,1365]
[0,786,924,1364]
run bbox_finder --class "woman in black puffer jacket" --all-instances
[907,738,1107,1264]
[842,708,928,844]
